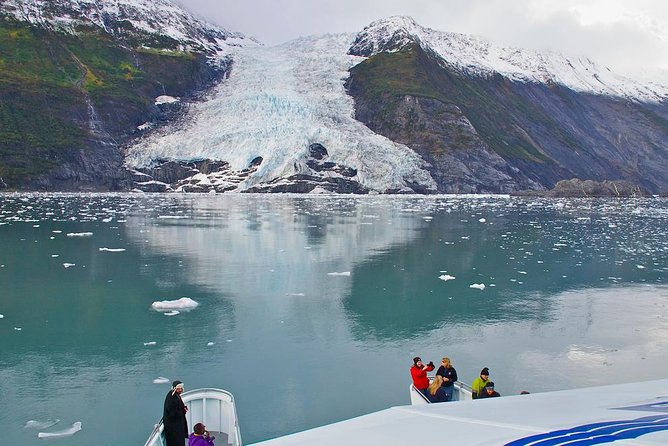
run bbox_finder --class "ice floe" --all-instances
[163,311,180,316]
[63,263,75,268]
[327,271,351,276]
[151,297,199,311]
[99,248,126,252]
[207,342,215,346]
[143,341,157,346]
[66,232,93,237]
[470,283,486,290]
[439,274,456,281]
[0,314,4,319]
[153,377,170,384]
[24,419,59,429]
[37,421,82,438]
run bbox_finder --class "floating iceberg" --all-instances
[470,283,486,290]
[66,232,93,237]
[99,248,126,252]
[153,377,170,384]
[327,271,351,276]
[37,421,82,438]
[439,274,456,282]
[151,297,199,311]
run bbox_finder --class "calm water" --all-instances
[1,193,667,445]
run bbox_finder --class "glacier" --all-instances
[125,33,438,193]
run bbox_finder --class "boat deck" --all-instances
[251,378,668,445]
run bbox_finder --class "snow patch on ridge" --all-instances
[354,16,668,102]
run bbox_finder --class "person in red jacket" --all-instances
[410,356,435,396]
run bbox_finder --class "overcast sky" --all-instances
[173,0,668,78]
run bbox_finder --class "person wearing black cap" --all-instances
[163,380,188,446]
[477,381,500,398]
[471,367,490,399]
[410,356,435,397]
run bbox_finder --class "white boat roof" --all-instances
[252,379,668,445]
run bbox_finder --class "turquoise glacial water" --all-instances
[0,193,667,445]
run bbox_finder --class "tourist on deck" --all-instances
[477,381,501,398]
[436,357,458,401]
[427,375,448,403]
[163,380,189,446]
[410,356,435,396]
[189,422,215,446]
[471,367,490,399]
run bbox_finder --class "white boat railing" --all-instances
[144,388,242,446]
[409,379,473,405]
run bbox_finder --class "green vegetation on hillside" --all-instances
[0,17,219,188]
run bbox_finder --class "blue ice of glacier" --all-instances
[125,33,436,193]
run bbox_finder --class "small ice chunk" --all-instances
[151,297,199,311]
[207,342,215,346]
[438,274,455,282]
[37,421,82,438]
[285,293,305,296]
[143,341,157,346]
[636,265,645,269]
[327,271,351,276]
[478,218,486,223]
[163,311,180,316]
[52,230,62,233]
[24,419,60,429]
[153,377,170,384]
[469,283,486,290]
[66,232,93,237]
[63,263,75,268]
[14,327,22,330]
[51,254,59,258]
[155,95,180,105]
[98,248,126,252]
[0,314,4,318]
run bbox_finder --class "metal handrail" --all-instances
[144,388,241,446]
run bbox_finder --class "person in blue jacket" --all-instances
[426,375,449,403]
[436,357,458,401]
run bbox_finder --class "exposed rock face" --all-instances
[132,143,373,194]
[513,179,651,197]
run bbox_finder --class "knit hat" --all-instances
[485,381,495,389]
[172,380,183,388]
[480,367,489,376]
[413,357,422,365]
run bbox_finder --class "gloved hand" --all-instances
[427,361,434,368]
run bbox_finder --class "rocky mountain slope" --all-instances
[344,17,668,194]
[0,0,253,190]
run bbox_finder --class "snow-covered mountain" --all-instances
[350,17,668,102]
[3,5,668,193]
[126,16,668,194]
[1,0,254,64]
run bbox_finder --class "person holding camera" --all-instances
[410,356,435,397]
[188,422,215,446]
